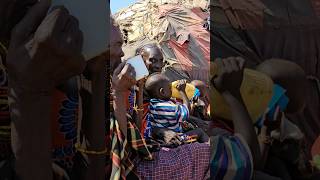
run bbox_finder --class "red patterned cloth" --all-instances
[135,143,210,180]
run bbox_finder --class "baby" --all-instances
[144,73,209,144]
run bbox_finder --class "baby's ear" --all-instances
[159,88,165,95]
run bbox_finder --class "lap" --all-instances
[135,143,210,180]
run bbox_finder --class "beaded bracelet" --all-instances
[75,143,109,155]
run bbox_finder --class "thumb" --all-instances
[11,0,51,47]
[113,61,126,76]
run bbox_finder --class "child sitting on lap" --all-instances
[144,73,209,144]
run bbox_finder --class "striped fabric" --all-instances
[134,133,253,180]
[108,114,153,180]
[135,143,210,180]
[210,134,253,180]
[256,84,289,127]
[144,99,189,138]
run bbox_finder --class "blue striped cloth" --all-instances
[256,84,289,127]
[210,134,253,180]
[144,99,189,139]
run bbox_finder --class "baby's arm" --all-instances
[176,79,190,110]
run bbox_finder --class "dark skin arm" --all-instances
[112,62,136,138]
[212,57,261,170]
[259,125,271,168]
[7,2,85,179]
[258,113,282,168]
[136,79,145,130]
[80,55,107,180]
[176,79,190,110]
[77,61,136,180]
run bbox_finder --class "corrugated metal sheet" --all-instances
[114,0,210,82]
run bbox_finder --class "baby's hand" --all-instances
[163,130,182,145]
[152,128,183,147]
[176,79,187,92]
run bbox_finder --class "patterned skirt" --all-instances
[135,143,210,180]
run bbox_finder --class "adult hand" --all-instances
[52,163,70,180]
[112,62,136,93]
[212,57,245,95]
[137,77,146,92]
[176,79,187,92]
[7,1,85,93]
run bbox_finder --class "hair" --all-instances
[145,73,169,98]
[255,59,306,113]
[191,80,207,87]
[136,43,160,55]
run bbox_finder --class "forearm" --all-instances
[113,91,128,138]
[9,87,52,180]
[222,91,261,169]
[179,91,190,109]
[136,90,144,130]
[83,70,106,180]
[259,126,271,168]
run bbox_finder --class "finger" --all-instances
[113,62,126,76]
[174,137,182,145]
[62,15,81,52]
[123,64,136,78]
[236,57,245,70]
[227,57,238,72]
[222,58,232,73]
[122,69,136,86]
[175,135,183,142]
[63,14,79,33]
[11,0,51,46]
[127,64,136,77]
[34,6,69,45]
[50,7,70,34]
[229,58,239,72]
[182,79,187,84]
[38,6,69,38]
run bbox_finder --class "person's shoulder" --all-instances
[150,99,177,109]
[150,98,169,102]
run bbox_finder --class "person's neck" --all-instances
[157,96,171,101]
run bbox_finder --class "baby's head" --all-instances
[145,73,172,100]
[256,59,307,114]
[191,80,208,98]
